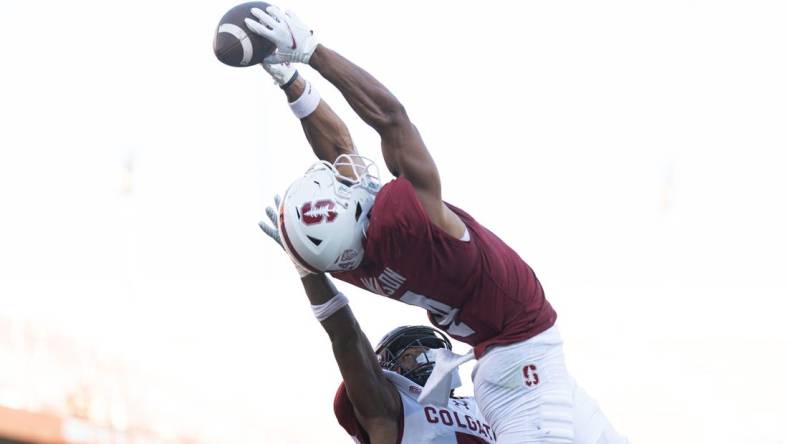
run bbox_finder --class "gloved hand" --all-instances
[261,60,297,87]
[245,5,318,64]
[258,194,314,277]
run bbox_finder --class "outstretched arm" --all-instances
[301,274,401,443]
[308,46,466,238]
[245,7,465,238]
[287,77,355,163]
[257,200,401,442]
[262,62,355,164]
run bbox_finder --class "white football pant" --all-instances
[471,326,630,444]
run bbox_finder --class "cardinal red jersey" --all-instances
[332,178,557,357]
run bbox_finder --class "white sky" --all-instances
[1,0,787,443]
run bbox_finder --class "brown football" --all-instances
[213,2,277,67]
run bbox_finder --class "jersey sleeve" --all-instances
[331,178,430,285]
[364,178,432,261]
[333,382,371,444]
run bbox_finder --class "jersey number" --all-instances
[400,291,476,337]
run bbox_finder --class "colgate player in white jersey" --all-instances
[245,5,630,444]
[259,206,494,443]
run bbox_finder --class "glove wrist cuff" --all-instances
[293,259,314,278]
[301,41,318,63]
[280,69,299,90]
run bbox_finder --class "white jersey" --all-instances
[334,370,496,444]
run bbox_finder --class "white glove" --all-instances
[244,5,318,64]
[261,60,297,88]
[258,194,314,278]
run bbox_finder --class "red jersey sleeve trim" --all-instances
[334,380,405,444]
[396,393,404,444]
[333,382,371,444]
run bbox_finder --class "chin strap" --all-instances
[417,349,476,407]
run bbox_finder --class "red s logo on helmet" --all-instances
[301,200,338,225]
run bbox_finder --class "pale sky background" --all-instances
[1,0,787,443]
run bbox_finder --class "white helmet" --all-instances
[278,154,381,273]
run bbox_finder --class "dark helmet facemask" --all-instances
[393,348,439,387]
[375,326,452,387]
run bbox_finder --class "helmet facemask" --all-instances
[376,327,453,387]
[330,154,381,197]
[300,155,380,208]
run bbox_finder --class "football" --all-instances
[213,2,277,67]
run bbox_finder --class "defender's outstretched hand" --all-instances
[245,6,318,64]
[258,195,314,277]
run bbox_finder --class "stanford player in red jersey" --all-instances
[246,5,630,444]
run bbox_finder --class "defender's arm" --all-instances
[301,274,401,443]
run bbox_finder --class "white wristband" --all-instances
[289,81,321,119]
[311,292,349,322]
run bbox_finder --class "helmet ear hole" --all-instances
[307,235,323,246]
[355,202,362,221]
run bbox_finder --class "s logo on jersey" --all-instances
[301,200,338,226]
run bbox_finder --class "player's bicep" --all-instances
[379,117,444,214]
